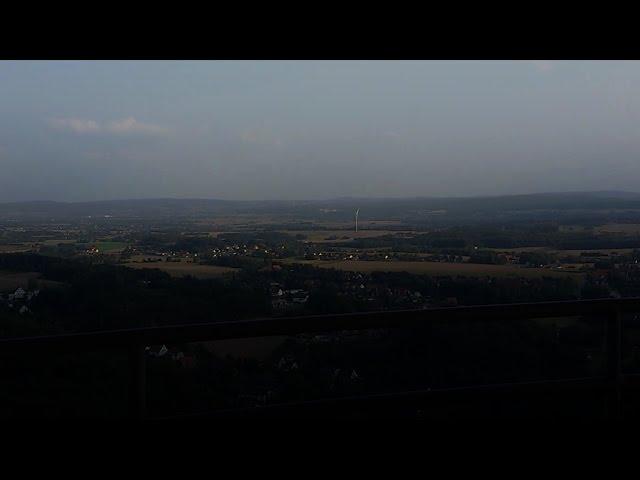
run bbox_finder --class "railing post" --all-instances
[605,307,622,419]
[128,344,147,419]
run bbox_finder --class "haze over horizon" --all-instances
[3,61,640,202]
[3,189,640,206]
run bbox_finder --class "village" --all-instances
[3,211,640,418]
[7,207,640,324]
[0,286,39,315]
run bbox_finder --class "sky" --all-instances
[2,60,640,202]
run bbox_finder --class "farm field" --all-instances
[559,225,588,233]
[279,259,584,279]
[195,215,298,227]
[313,220,406,230]
[595,224,640,234]
[559,248,635,257]
[124,262,238,278]
[0,244,33,253]
[555,263,593,270]
[487,247,548,253]
[281,229,405,242]
[41,239,76,246]
[489,246,635,257]
[95,241,128,252]
[127,254,165,262]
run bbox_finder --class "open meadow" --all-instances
[281,229,409,243]
[41,239,76,246]
[280,259,584,280]
[489,246,635,257]
[0,244,33,253]
[95,241,128,253]
[595,224,640,234]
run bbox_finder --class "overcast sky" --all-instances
[2,60,640,202]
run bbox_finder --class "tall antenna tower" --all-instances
[355,208,360,233]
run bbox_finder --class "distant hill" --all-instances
[2,191,640,223]
[0,198,240,220]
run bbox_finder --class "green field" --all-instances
[280,259,584,279]
[95,241,128,253]
[595,223,640,234]
[281,229,405,243]
[0,244,33,253]
[42,239,76,246]
[489,246,635,257]
[559,248,635,257]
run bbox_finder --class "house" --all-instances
[271,298,289,311]
[277,355,299,371]
[145,344,168,357]
[288,289,309,304]
[173,352,196,368]
[269,283,284,297]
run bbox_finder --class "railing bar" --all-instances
[606,306,623,419]
[128,345,146,420]
[2,298,640,353]
[1,297,637,418]
[156,376,612,419]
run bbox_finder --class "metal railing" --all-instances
[1,297,639,418]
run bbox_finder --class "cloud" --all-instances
[105,117,168,135]
[48,117,168,136]
[382,130,401,139]
[530,60,555,73]
[48,118,101,133]
[240,129,283,147]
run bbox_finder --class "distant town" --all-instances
[4,193,640,415]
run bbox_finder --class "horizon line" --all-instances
[1,189,639,205]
